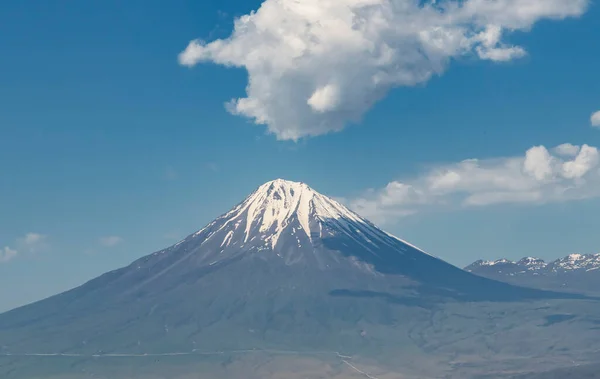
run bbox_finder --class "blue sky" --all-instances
[1,0,599,312]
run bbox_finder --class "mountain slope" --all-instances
[1,179,599,379]
[466,254,600,294]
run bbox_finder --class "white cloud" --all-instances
[179,0,588,140]
[523,145,554,181]
[0,247,17,263]
[0,232,47,263]
[592,110,600,128]
[23,233,44,246]
[349,143,600,224]
[99,236,123,247]
[474,24,527,61]
[562,144,600,179]
[16,232,47,253]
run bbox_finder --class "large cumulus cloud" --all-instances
[179,0,588,140]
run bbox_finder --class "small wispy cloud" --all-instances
[23,233,44,245]
[99,236,123,247]
[17,232,48,253]
[1,232,48,263]
[349,142,600,224]
[592,110,600,128]
[0,246,17,263]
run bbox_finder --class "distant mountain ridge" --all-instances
[465,253,600,294]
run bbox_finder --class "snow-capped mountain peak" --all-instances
[235,179,362,246]
[172,179,433,270]
[517,257,547,270]
[471,258,515,267]
[215,178,376,249]
[549,253,600,272]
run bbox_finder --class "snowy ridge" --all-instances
[476,258,514,267]
[550,254,600,272]
[464,253,600,293]
[466,253,600,273]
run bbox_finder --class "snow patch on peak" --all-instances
[244,179,315,247]
[517,257,547,270]
[221,179,374,249]
[518,257,545,264]
[481,259,514,266]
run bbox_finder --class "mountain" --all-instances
[465,254,600,294]
[2,179,600,379]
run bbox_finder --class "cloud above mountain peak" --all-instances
[179,0,588,140]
